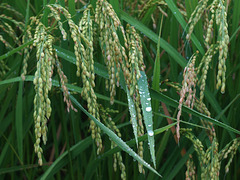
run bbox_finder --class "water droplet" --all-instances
[148,130,154,136]
[147,98,151,101]
[148,124,152,127]
[146,107,152,112]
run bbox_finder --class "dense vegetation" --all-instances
[0,0,240,179]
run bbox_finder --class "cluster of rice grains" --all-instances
[0,3,25,79]
[21,5,78,165]
[185,154,196,180]
[0,13,24,51]
[26,1,146,176]
[181,129,220,180]
[0,2,33,81]
[180,0,230,138]
[32,23,55,165]
[176,53,197,141]
[186,0,229,94]
[99,105,126,179]
[0,60,10,80]
[77,5,103,153]
[95,0,147,175]
[126,25,146,173]
[46,4,103,154]
[177,1,238,178]
[32,19,78,165]
[175,51,215,143]
[181,129,240,180]
[95,0,129,105]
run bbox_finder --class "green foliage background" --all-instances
[0,0,240,179]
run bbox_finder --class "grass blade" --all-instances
[109,0,120,15]
[85,123,176,179]
[68,0,76,22]
[126,87,138,146]
[70,95,161,177]
[16,81,23,162]
[215,94,240,120]
[150,89,240,135]
[0,76,127,107]
[138,71,156,168]
[152,15,162,91]
[120,11,231,137]
[1,76,238,136]
[152,15,163,126]
[0,75,159,176]
[119,10,187,68]
[54,46,109,79]
[164,0,204,55]
[0,40,33,61]
[40,137,92,180]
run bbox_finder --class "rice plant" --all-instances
[0,0,240,179]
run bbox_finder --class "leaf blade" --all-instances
[70,95,161,177]
[16,81,23,162]
[138,71,156,168]
[126,87,138,146]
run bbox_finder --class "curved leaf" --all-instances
[70,95,161,177]
[85,123,176,179]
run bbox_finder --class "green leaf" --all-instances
[140,0,158,26]
[16,81,23,162]
[54,46,109,79]
[0,40,34,61]
[126,87,138,146]
[119,10,233,141]
[150,89,240,135]
[68,0,76,22]
[0,76,127,107]
[137,71,156,168]
[109,0,120,15]
[215,93,240,120]
[164,0,205,55]
[40,137,92,180]
[1,76,239,136]
[152,15,162,91]
[70,95,161,177]
[0,75,160,177]
[119,10,187,68]
[85,123,176,179]
[152,15,163,124]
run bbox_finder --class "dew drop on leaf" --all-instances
[146,107,152,112]
[148,130,154,136]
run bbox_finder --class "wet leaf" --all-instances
[137,71,156,168]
